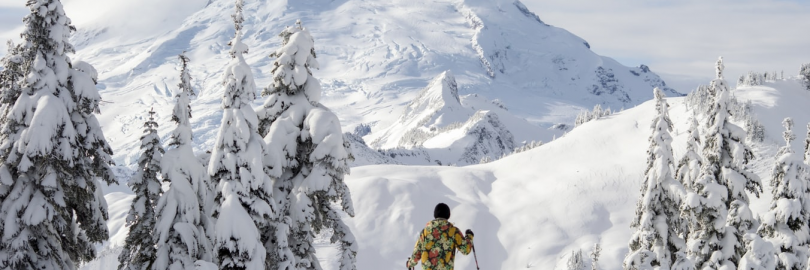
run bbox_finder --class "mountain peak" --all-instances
[404,70,461,117]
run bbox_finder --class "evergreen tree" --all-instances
[676,115,703,191]
[0,41,26,213]
[684,57,762,269]
[566,249,585,270]
[118,109,164,270]
[590,241,601,270]
[153,53,214,269]
[675,115,702,238]
[0,41,26,122]
[208,1,276,269]
[624,88,687,269]
[258,20,356,270]
[758,118,809,269]
[0,0,117,268]
[804,123,810,164]
[800,63,810,91]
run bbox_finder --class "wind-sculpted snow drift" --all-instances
[69,0,679,168]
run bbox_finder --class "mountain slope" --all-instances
[88,78,810,269]
[67,0,678,167]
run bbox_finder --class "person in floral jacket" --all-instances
[407,203,475,270]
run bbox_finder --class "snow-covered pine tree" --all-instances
[675,115,702,238]
[684,57,762,269]
[208,1,275,269]
[0,0,117,268]
[566,249,586,270]
[590,241,601,270]
[757,118,809,269]
[676,115,703,192]
[624,88,686,270]
[805,123,810,164]
[0,41,26,122]
[153,53,214,269]
[258,20,356,270]
[118,109,164,270]
[800,63,810,91]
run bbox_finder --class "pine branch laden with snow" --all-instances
[0,0,117,268]
[258,20,356,270]
[738,233,777,270]
[757,118,809,269]
[209,1,275,269]
[684,57,762,269]
[153,55,215,270]
[118,109,164,270]
[624,88,688,270]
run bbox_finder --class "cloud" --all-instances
[62,0,208,38]
[0,0,209,54]
[520,0,810,84]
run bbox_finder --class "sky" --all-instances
[521,0,810,88]
[1,0,809,89]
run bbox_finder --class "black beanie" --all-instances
[434,203,450,219]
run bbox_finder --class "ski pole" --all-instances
[472,244,480,270]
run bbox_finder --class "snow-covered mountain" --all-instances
[366,71,547,165]
[67,0,680,168]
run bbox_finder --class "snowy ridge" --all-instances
[65,0,681,169]
[368,71,534,165]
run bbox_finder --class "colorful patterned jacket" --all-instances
[407,218,474,270]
